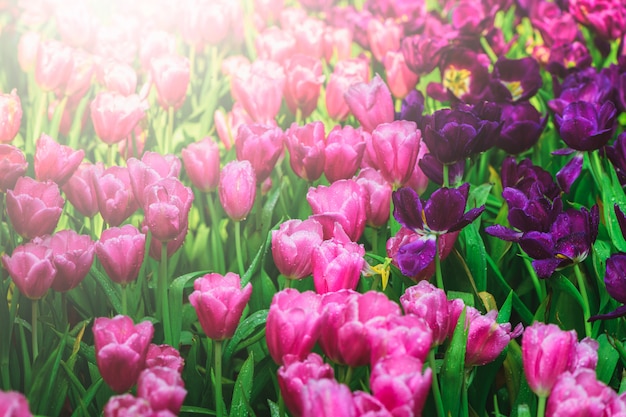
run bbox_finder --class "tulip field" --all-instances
[3,0,626,415]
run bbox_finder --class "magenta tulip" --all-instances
[181,138,221,193]
[0,145,28,192]
[283,54,325,119]
[344,74,395,133]
[150,54,190,110]
[400,281,453,346]
[300,379,357,417]
[285,122,326,182]
[40,230,94,292]
[312,237,365,294]
[145,344,184,374]
[62,162,103,218]
[546,369,617,417]
[354,168,392,228]
[137,366,186,414]
[90,92,146,145]
[95,225,146,285]
[218,160,256,221]
[325,57,370,121]
[104,394,172,417]
[369,121,421,188]
[323,125,367,183]
[34,134,84,186]
[367,314,432,365]
[231,60,285,124]
[1,241,56,300]
[143,178,193,242]
[0,390,33,417]
[0,89,22,143]
[93,166,138,227]
[235,123,284,183]
[271,218,323,280]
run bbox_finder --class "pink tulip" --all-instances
[18,31,40,72]
[93,166,138,227]
[218,160,257,221]
[312,237,365,294]
[103,61,138,96]
[344,74,395,133]
[571,338,599,371]
[325,57,370,121]
[322,26,352,62]
[1,241,56,300]
[214,104,253,150]
[546,369,617,417]
[6,177,64,240]
[231,60,285,124]
[104,394,170,417]
[189,272,252,341]
[277,353,334,417]
[40,230,95,292]
[367,314,433,365]
[291,17,326,59]
[284,54,325,119]
[139,30,177,72]
[254,0,284,21]
[0,89,22,143]
[383,50,419,99]
[266,289,321,365]
[400,281,453,346]
[95,225,146,285]
[34,134,84,186]
[522,322,577,397]
[35,40,73,92]
[62,162,104,218]
[235,123,284,183]
[137,367,186,414]
[60,50,94,100]
[143,178,193,243]
[181,138,221,193]
[354,168,392,228]
[127,152,181,208]
[404,141,430,195]
[353,391,393,417]
[93,315,154,393]
[369,120,421,188]
[150,54,190,110]
[145,344,184,374]
[271,218,324,280]
[323,125,367,183]
[0,145,28,192]
[300,379,357,417]
[285,122,326,182]
[90,92,146,145]
[255,27,297,64]
[0,390,33,417]
[366,18,403,63]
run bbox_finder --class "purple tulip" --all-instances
[0,144,28,193]
[605,132,626,186]
[93,315,154,393]
[496,102,547,155]
[236,123,284,183]
[218,160,257,221]
[396,89,427,128]
[417,154,465,186]
[569,0,626,41]
[285,122,326,182]
[344,74,395,133]
[556,101,616,151]
[143,178,193,243]
[589,253,626,321]
[401,34,447,75]
[271,218,324,280]
[34,134,84,186]
[488,57,542,102]
[93,166,139,227]
[137,366,186,414]
[0,390,33,417]
[96,225,146,285]
[427,47,490,104]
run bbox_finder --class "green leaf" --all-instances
[89,268,122,314]
[459,222,487,292]
[169,270,209,348]
[69,377,104,417]
[441,308,468,417]
[497,291,514,324]
[224,310,268,363]
[468,183,492,208]
[602,165,626,252]
[596,334,619,384]
[242,224,277,287]
[179,405,216,415]
[230,351,255,417]
[448,291,474,308]
[267,400,280,417]
[550,274,585,309]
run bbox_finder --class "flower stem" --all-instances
[32,299,38,361]
[573,263,592,338]
[588,150,605,194]
[429,349,445,417]
[537,395,547,417]
[107,144,114,168]
[165,106,174,154]
[214,340,224,417]
[121,284,127,316]
[343,366,354,386]
[234,221,246,277]
[206,193,225,274]
[159,242,172,345]
[30,91,47,155]
[442,164,450,188]
[49,95,68,141]
[435,235,444,290]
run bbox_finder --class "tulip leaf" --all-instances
[268,400,280,417]
[596,334,619,384]
[169,270,209,349]
[242,223,278,287]
[441,307,468,417]
[602,164,626,252]
[459,222,487,292]
[178,405,214,415]
[89,268,122,315]
[230,351,255,417]
[497,291,514,324]
[550,274,585,310]
[223,309,269,363]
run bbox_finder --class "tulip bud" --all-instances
[137,367,186,414]
[34,134,84,186]
[312,237,365,294]
[546,369,617,417]
[62,162,103,218]
[368,314,433,365]
[181,138,221,193]
[354,168,392,228]
[103,61,138,96]
[150,54,190,110]
[143,178,194,243]
[325,57,370,121]
[284,54,325,119]
[96,225,146,285]
[218,160,257,221]
[127,152,181,208]
[0,89,23,143]
[231,60,285,124]
[271,218,324,280]
[1,241,56,300]
[300,379,357,417]
[370,120,421,188]
[145,344,184,374]
[285,122,326,182]
[93,166,139,227]
[344,74,395,133]
[401,281,453,346]
[0,145,28,192]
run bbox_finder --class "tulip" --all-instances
[90,92,146,145]
[366,18,402,63]
[489,57,543,102]
[277,353,335,417]
[556,101,616,151]
[367,314,433,365]
[103,61,138,96]
[0,145,28,192]
[312,237,365,294]
[323,125,367,183]
[271,218,324,280]
[370,121,421,188]
[571,338,599,371]
[143,178,193,243]
[344,74,395,133]
[383,50,419,99]
[266,289,321,365]
[401,281,453,346]
[496,102,547,155]
[291,17,326,59]
[95,225,146,285]
[401,35,447,75]
[6,177,64,240]
[285,122,326,182]
[354,168,392,228]
[127,152,181,208]
[325,57,370,121]
[139,30,177,72]
[181,138,221,193]
[93,315,154,393]
[322,26,352,62]
[1,241,56,300]
[34,134,84,186]
[353,392,393,417]
[59,49,94,100]
[150,54,190,110]
[137,367,186,414]
[145,344,184,374]
[93,166,139,227]
[255,27,297,65]
[546,369,617,417]
[606,133,626,186]
[189,272,252,341]
[218,160,256,221]
[35,40,73,92]
[54,3,95,48]
[214,104,253,150]
[62,162,104,218]
[0,390,33,417]
[589,253,626,320]
[235,123,284,183]
[283,54,325,119]
[569,0,626,40]
[231,60,285,124]
[40,230,95,292]
[300,379,357,417]
[0,89,23,143]
[104,394,171,417]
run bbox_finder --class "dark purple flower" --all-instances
[569,0,626,41]
[417,154,465,186]
[489,57,543,102]
[401,34,448,75]
[590,253,626,321]
[606,132,626,186]
[496,102,547,154]
[556,152,583,193]
[556,101,616,151]
[396,89,427,129]
[546,41,593,78]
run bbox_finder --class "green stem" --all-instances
[165,106,174,155]
[49,95,68,141]
[536,395,547,417]
[107,144,114,168]
[435,235,444,290]
[214,340,224,417]
[524,257,546,300]
[343,366,354,386]
[479,36,498,64]
[442,164,450,188]
[206,193,225,274]
[32,299,38,361]
[589,150,605,194]
[121,284,127,316]
[234,221,246,277]
[31,91,47,155]
[278,392,285,417]
[371,227,379,255]
[429,349,445,417]
[159,242,172,345]
[283,276,292,290]
[573,263,592,338]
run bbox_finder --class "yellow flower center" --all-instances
[503,80,523,101]
[443,66,472,98]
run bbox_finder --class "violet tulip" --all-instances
[235,123,284,183]
[93,315,154,393]
[300,379,357,417]
[522,322,577,398]
[6,177,64,240]
[218,160,257,221]
[284,54,325,119]
[401,34,447,75]
[90,92,146,145]
[93,166,138,227]
[323,125,367,183]
[0,145,28,192]
[1,241,56,300]
[41,230,95,292]
[181,138,221,193]
[0,391,33,417]
[344,74,395,133]
[367,314,433,365]
[137,367,186,414]
[34,134,84,186]
[355,168,392,228]
[427,47,490,104]
[150,54,190,111]
[266,289,321,365]
[401,281,453,346]
[62,162,103,218]
[127,152,181,208]
[312,236,365,294]
[496,102,547,155]
[0,89,22,143]
[189,272,252,341]
[145,344,184,374]
[277,353,335,417]
[489,57,542,102]
[369,120,421,188]
[95,225,146,285]
[143,178,193,243]
[589,253,626,320]
[271,218,324,280]
[556,101,616,151]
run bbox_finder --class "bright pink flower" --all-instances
[291,17,326,59]
[181,138,221,193]
[271,218,324,280]
[189,272,252,341]
[546,369,617,417]
[522,322,577,397]
[60,50,94,100]
[277,353,335,417]
[383,50,419,99]
[127,152,181,208]
[90,92,146,145]
[354,168,392,228]
[1,241,56,300]
[300,379,357,417]
[34,134,84,186]
[0,145,28,192]
[231,60,285,124]
[369,120,420,188]
[93,166,139,227]
[236,123,284,183]
[353,391,393,417]
[0,89,22,143]
[139,30,177,72]
[35,40,73,92]
[96,225,146,285]
[344,75,395,133]
[366,18,402,63]
[312,237,365,294]
[143,178,193,243]
[323,125,367,183]
[0,390,33,417]
[103,61,138,96]
[325,57,370,121]
[150,54,190,110]
[571,338,599,371]
[218,160,257,221]
[145,344,184,374]
[40,230,94,292]
[6,177,64,240]
[62,162,103,218]
[104,394,171,417]
[284,54,325,119]
[400,281,452,346]
[266,289,321,365]
[285,122,326,182]
[137,367,186,414]
[255,27,297,64]
[18,31,40,72]
[370,355,432,417]
[367,314,432,365]
[214,104,253,150]
[322,26,352,62]
[93,315,154,393]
